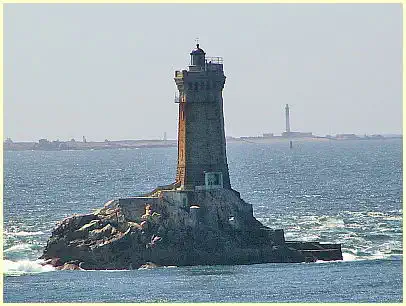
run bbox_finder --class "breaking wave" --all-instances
[256,208,402,263]
[3,259,55,276]
[5,230,45,237]
[4,244,34,253]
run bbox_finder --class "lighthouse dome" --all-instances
[190,43,206,67]
[190,44,205,55]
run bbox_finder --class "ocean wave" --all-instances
[365,233,392,241]
[4,244,34,253]
[367,211,402,221]
[3,259,55,276]
[341,251,381,262]
[381,216,402,221]
[318,216,345,229]
[5,231,44,237]
[341,245,403,262]
[342,252,359,261]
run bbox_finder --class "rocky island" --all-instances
[41,44,342,270]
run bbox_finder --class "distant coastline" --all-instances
[3,134,402,152]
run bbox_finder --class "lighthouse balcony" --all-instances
[186,56,224,73]
[206,56,223,64]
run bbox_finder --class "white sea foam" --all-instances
[382,216,402,221]
[342,252,359,261]
[4,244,33,253]
[7,231,44,237]
[3,259,55,275]
[300,234,321,241]
[319,217,345,228]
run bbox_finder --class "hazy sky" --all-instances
[4,4,402,141]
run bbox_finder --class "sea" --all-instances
[3,139,403,302]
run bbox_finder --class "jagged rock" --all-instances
[41,188,342,269]
[77,219,100,232]
[42,257,63,267]
[88,224,116,240]
[56,261,84,271]
[139,262,159,269]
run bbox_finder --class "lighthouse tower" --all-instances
[174,44,231,190]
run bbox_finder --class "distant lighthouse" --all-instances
[285,104,291,134]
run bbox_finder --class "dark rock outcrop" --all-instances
[41,189,342,270]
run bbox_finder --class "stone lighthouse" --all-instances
[41,43,343,270]
[174,44,231,190]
